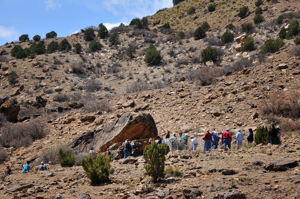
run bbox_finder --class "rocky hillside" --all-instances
[0,0,299,198]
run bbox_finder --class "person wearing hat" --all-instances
[39,161,49,171]
[222,128,232,149]
[170,133,178,152]
[236,129,244,147]
[124,139,132,159]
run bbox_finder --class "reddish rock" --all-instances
[0,98,20,122]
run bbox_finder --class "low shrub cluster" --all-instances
[47,41,59,54]
[294,36,300,45]
[74,43,82,54]
[238,6,249,19]
[81,154,114,184]
[255,0,263,7]
[255,126,269,145]
[126,45,136,58]
[98,23,108,38]
[19,34,29,42]
[46,31,57,39]
[253,14,264,24]
[0,120,46,149]
[143,142,169,182]
[109,33,118,45]
[201,46,218,63]
[241,23,254,33]
[89,40,102,52]
[165,166,181,177]
[261,91,300,118]
[221,32,234,45]
[208,4,216,12]
[59,39,71,51]
[33,35,41,42]
[188,6,196,15]
[226,24,235,30]
[84,28,95,41]
[241,37,255,51]
[261,38,284,54]
[144,44,162,66]
[8,71,18,85]
[59,147,75,167]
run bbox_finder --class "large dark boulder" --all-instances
[96,113,157,152]
[265,158,298,171]
[72,113,158,155]
[0,98,20,122]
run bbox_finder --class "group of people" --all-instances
[120,125,281,158]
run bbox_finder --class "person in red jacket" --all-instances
[222,128,232,149]
[203,131,212,151]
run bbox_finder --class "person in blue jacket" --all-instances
[22,161,30,173]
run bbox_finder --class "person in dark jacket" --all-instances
[269,124,279,145]
[247,128,254,143]
[124,139,132,159]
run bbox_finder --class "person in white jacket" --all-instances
[191,134,198,151]
[236,129,244,147]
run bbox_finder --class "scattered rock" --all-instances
[119,157,138,164]
[77,192,92,199]
[223,191,246,199]
[43,172,54,177]
[7,184,34,192]
[276,63,288,70]
[68,101,84,109]
[182,187,202,199]
[265,158,298,171]
[221,169,238,175]
[0,98,20,122]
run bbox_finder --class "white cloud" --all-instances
[0,26,18,40]
[103,22,128,30]
[45,0,61,9]
[103,0,172,18]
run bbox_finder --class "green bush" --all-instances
[241,23,254,33]
[19,34,29,42]
[33,35,41,42]
[81,154,113,184]
[11,45,23,57]
[295,36,300,45]
[59,39,71,51]
[255,0,263,7]
[201,21,210,32]
[145,44,162,66]
[30,42,46,55]
[194,26,206,40]
[238,6,249,18]
[109,33,118,45]
[130,17,148,29]
[279,27,286,39]
[126,46,136,58]
[162,22,171,29]
[276,15,284,24]
[261,38,284,54]
[8,71,18,85]
[208,4,216,12]
[255,126,269,145]
[84,28,95,41]
[255,7,262,15]
[178,31,185,38]
[74,43,82,54]
[98,23,108,38]
[46,31,57,39]
[253,14,264,24]
[201,46,218,63]
[89,40,102,52]
[226,24,235,30]
[286,20,299,38]
[287,13,294,19]
[173,0,184,6]
[143,142,169,182]
[221,32,234,45]
[46,41,59,54]
[188,6,196,15]
[241,37,255,51]
[58,147,75,167]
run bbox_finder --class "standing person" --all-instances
[124,139,132,159]
[6,166,12,175]
[236,129,244,147]
[181,134,188,145]
[170,133,178,152]
[191,134,198,151]
[211,131,220,149]
[276,126,281,145]
[157,136,164,144]
[247,128,254,143]
[222,128,232,149]
[203,131,212,152]
[269,124,279,145]
[22,161,30,173]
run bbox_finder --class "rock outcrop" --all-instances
[265,158,298,171]
[0,97,20,122]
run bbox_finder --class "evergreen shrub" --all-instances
[58,147,75,167]
[255,126,269,145]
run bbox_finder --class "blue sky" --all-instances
[0,0,172,45]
